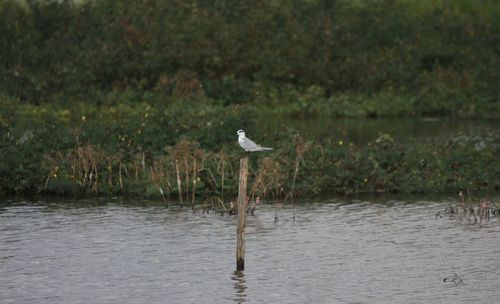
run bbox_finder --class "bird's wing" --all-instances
[240,137,261,151]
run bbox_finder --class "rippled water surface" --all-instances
[1,197,499,304]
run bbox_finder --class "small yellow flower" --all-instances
[338,140,343,146]
[53,173,58,178]
[81,115,86,122]
[364,178,368,183]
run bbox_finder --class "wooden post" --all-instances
[236,156,249,271]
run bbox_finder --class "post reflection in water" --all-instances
[231,270,247,303]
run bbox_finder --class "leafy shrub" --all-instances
[0,0,498,117]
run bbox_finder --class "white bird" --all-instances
[236,130,273,152]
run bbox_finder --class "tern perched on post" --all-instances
[237,130,273,152]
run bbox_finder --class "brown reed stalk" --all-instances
[150,165,168,204]
[92,162,98,193]
[119,162,123,190]
[192,157,197,209]
[42,152,63,190]
[184,152,190,205]
[150,157,173,205]
[106,159,113,187]
[216,152,228,204]
[175,159,183,206]
[44,170,52,190]
[205,167,218,188]
[141,152,146,174]
[290,136,310,221]
[221,159,225,203]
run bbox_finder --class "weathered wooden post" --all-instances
[236,156,249,271]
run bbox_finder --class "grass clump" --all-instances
[1,99,499,201]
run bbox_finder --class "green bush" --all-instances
[0,0,498,117]
[2,98,498,198]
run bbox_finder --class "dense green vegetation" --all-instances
[1,0,499,199]
[1,99,499,199]
[1,0,499,116]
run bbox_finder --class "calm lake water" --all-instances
[1,196,500,304]
[262,117,500,143]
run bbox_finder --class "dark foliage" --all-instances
[0,0,498,116]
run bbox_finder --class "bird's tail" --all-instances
[260,147,273,151]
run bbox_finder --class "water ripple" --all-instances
[1,198,499,303]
